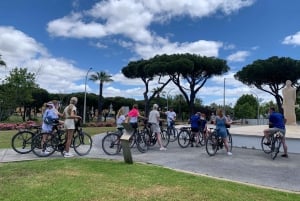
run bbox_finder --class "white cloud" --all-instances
[282,31,300,46]
[0,26,86,93]
[47,0,254,58]
[226,51,250,62]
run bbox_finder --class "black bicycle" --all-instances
[11,125,42,154]
[177,127,204,148]
[102,129,123,155]
[205,128,232,156]
[261,131,283,160]
[143,121,170,148]
[166,123,178,142]
[31,120,92,157]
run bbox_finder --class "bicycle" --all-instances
[177,127,204,148]
[261,131,283,160]
[143,121,170,148]
[31,120,92,157]
[11,125,42,154]
[205,128,232,156]
[166,122,178,142]
[102,129,123,155]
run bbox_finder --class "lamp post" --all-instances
[83,67,92,124]
[166,88,174,111]
[223,78,226,114]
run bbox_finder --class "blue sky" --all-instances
[0,0,300,107]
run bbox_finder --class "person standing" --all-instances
[190,112,201,147]
[215,109,232,156]
[41,102,58,155]
[263,107,288,157]
[116,107,126,133]
[165,107,176,129]
[127,104,145,129]
[63,97,81,158]
[148,104,167,151]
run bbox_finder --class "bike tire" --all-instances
[198,131,205,146]
[136,132,148,153]
[271,136,282,160]
[168,127,178,142]
[102,133,121,155]
[161,129,170,147]
[177,129,190,148]
[32,133,56,157]
[11,131,34,154]
[205,133,218,156]
[261,136,272,154]
[73,131,93,156]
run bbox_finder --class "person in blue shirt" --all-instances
[263,107,288,157]
[41,102,59,155]
[190,112,201,147]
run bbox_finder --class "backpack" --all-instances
[43,111,53,125]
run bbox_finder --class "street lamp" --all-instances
[167,88,174,111]
[83,67,92,124]
[223,78,226,114]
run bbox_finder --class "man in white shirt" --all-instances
[165,107,176,129]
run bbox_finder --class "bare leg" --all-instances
[64,129,74,152]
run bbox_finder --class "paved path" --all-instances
[1,134,300,194]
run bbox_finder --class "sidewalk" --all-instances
[1,133,300,193]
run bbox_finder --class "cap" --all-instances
[46,102,54,107]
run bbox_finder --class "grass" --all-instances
[0,127,116,149]
[0,158,299,201]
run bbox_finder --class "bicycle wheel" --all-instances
[227,133,232,152]
[11,131,34,154]
[32,133,56,157]
[136,132,148,153]
[198,131,205,146]
[168,127,178,142]
[73,131,93,156]
[271,137,282,160]
[102,133,121,155]
[177,130,190,148]
[205,133,218,156]
[261,136,272,154]
[161,129,170,147]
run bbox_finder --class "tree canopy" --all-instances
[122,53,229,115]
[234,56,300,112]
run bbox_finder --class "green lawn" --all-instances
[0,158,299,201]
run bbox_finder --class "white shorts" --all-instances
[64,119,75,130]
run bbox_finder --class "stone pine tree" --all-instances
[234,56,300,113]
[148,53,229,115]
[89,71,113,121]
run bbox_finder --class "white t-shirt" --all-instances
[166,111,176,123]
[116,115,126,127]
[148,110,160,124]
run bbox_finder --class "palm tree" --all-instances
[89,71,113,121]
[0,55,6,67]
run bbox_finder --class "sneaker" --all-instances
[41,150,50,155]
[64,152,74,158]
[159,147,167,151]
[263,142,271,146]
[281,154,288,158]
[227,152,232,156]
